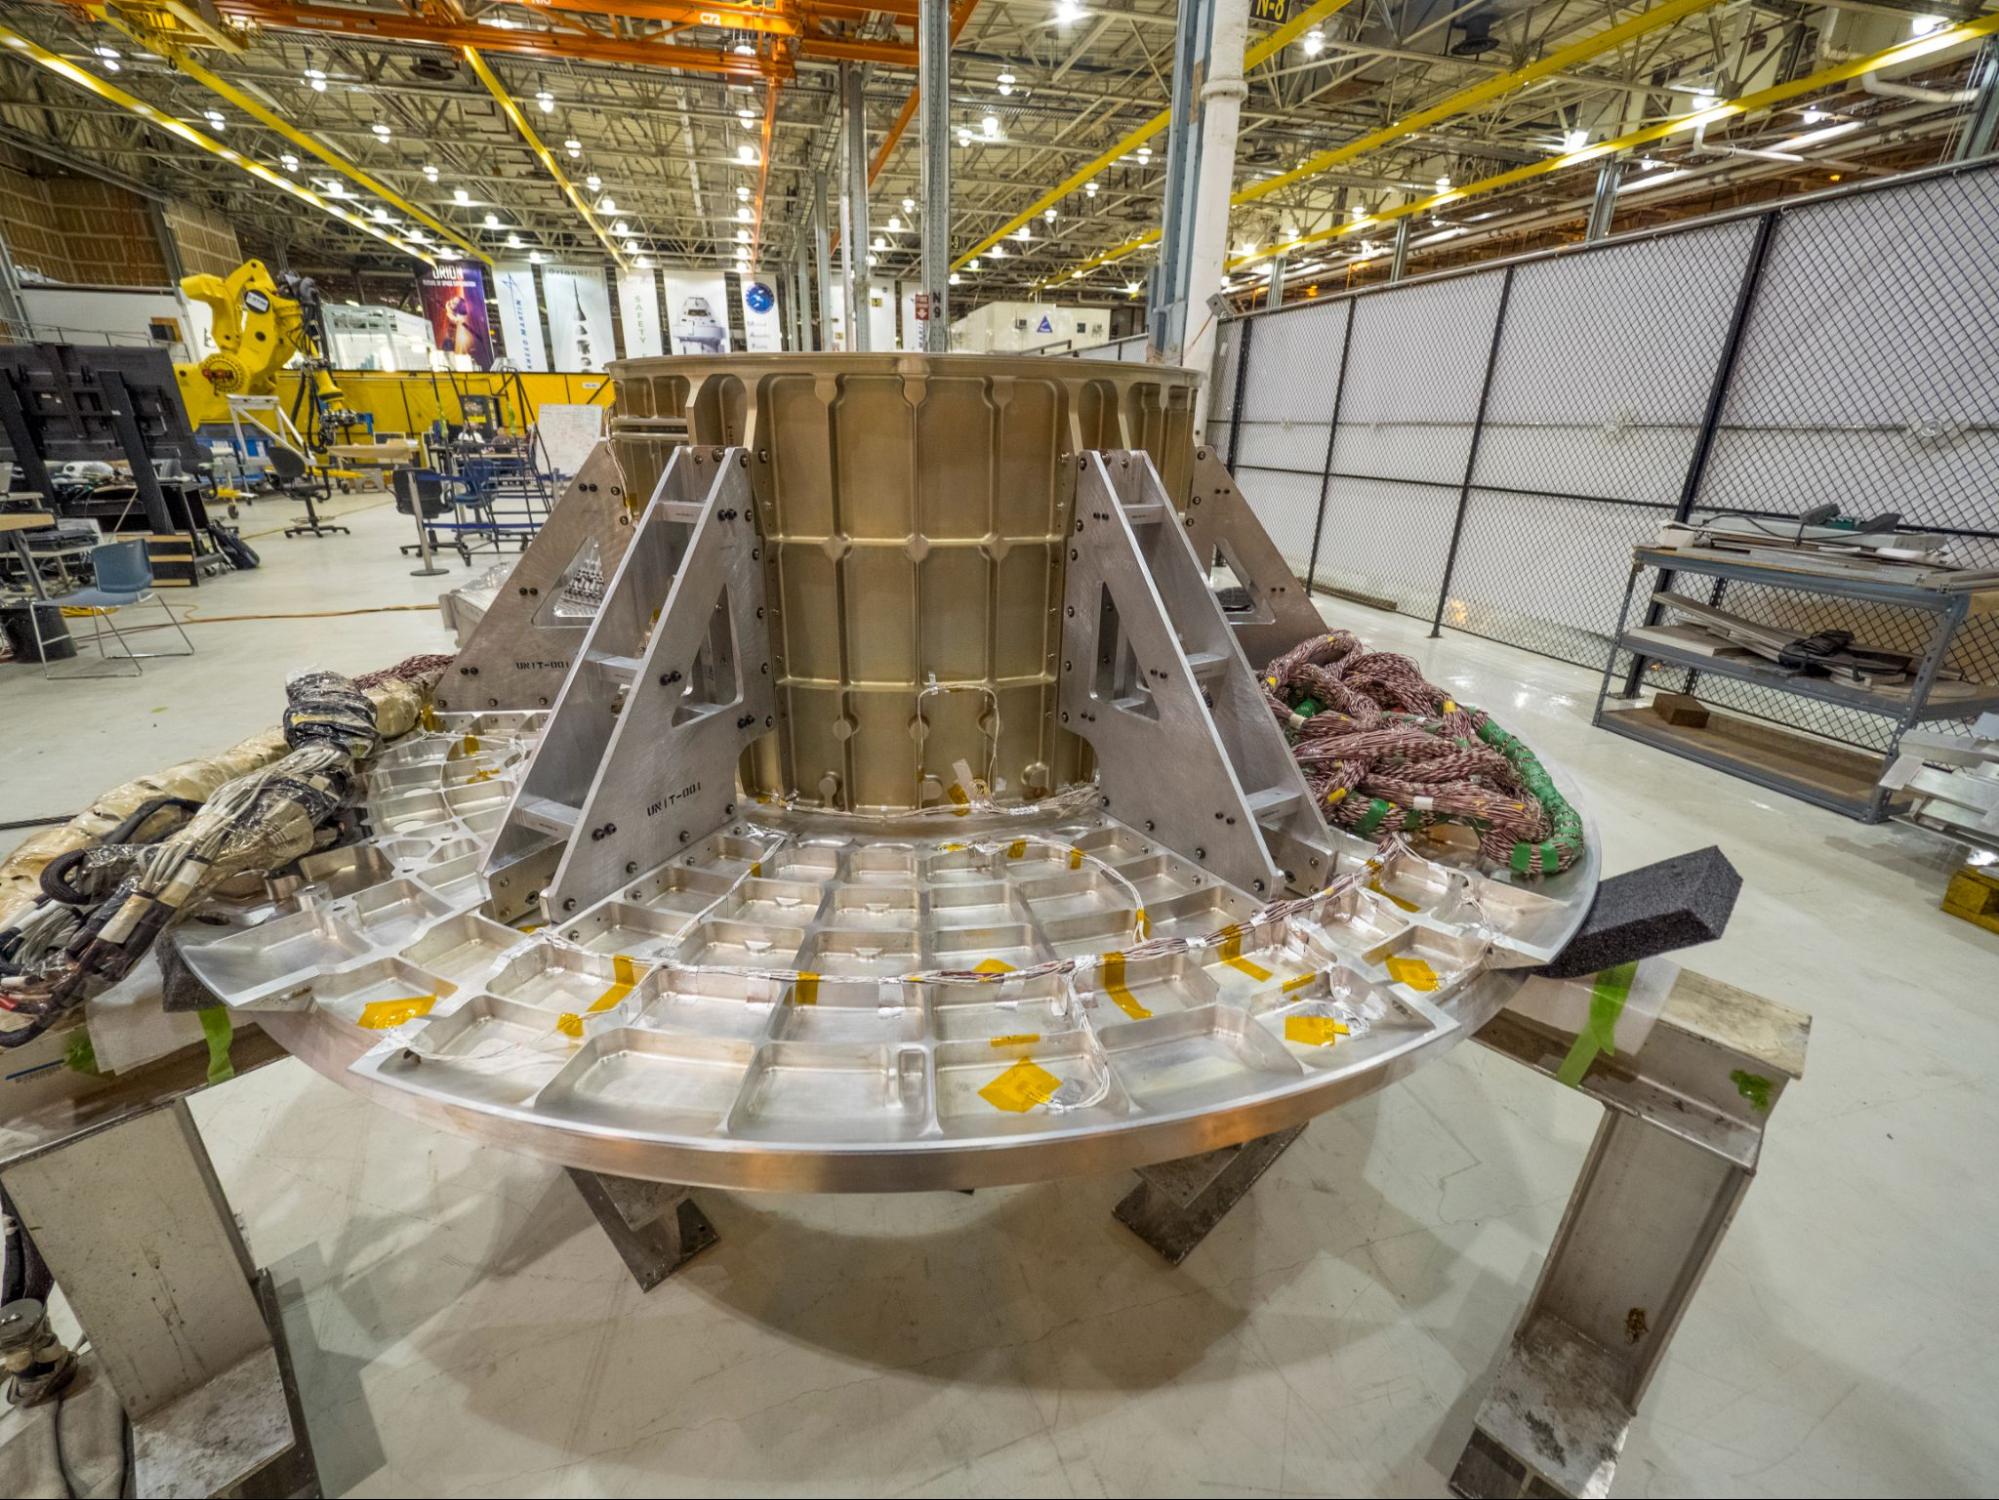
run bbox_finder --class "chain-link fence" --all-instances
[1209,158,1999,768]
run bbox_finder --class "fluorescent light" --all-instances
[599,196,617,212]
[484,212,499,228]
[280,153,299,172]
[1084,180,1098,197]
[636,255,654,269]
[872,234,887,250]
[506,232,522,247]
[1775,119,1865,150]
[982,114,1000,138]
[1910,14,1946,37]
[371,122,391,139]
[586,174,602,192]
[902,197,915,214]
[998,72,1015,96]
[564,138,581,157]
[737,144,757,163]
[887,214,901,232]
[372,206,389,222]
[737,206,752,223]
[529,250,544,264]
[1617,166,1693,195]
[1043,207,1056,222]
[424,164,439,182]
[1301,27,1324,57]
[1560,128,1588,153]
[453,187,470,205]
[738,185,752,201]
[613,220,629,235]
[948,271,961,285]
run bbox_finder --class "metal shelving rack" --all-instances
[1593,545,1999,822]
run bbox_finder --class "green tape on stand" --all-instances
[1555,962,1638,1088]
[198,1007,236,1085]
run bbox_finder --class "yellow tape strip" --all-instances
[358,994,435,1029]
[1285,1014,1350,1047]
[1385,955,1440,991]
[1134,907,1151,940]
[556,1011,584,1039]
[589,953,640,1013]
[947,783,971,816]
[1367,877,1420,913]
[972,957,1015,974]
[1215,925,1274,982]
[1067,846,1085,870]
[980,1059,1062,1113]
[794,971,821,1005]
[1006,838,1027,859]
[419,702,441,731]
[1281,972,1316,994]
[462,768,497,784]
[749,860,763,877]
[989,1032,1040,1048]
[460,733,482,754]
[1099,952,1153,1020]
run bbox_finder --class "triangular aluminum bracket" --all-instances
[483,446,773,921]
[1182,444,1329,670]
[1059,450,1336,898]
[435,442,640,713]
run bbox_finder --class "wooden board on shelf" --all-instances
[1599,700,1900,814]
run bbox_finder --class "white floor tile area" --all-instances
[4,495,1996,1496]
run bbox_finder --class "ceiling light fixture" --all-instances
[484,211,500,227]
[453,186,470,205]
[564,138,581,157]
[1302,27,1324,56]
[997,72,1015,96]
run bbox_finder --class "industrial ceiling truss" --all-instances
[0,0,1989,300]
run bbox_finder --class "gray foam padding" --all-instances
[1538,845,1741,980]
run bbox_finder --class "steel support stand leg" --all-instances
[1455,973,1808,1498]
[1112,1123,1306,1265]
[566,1169,718,1292]
[0,1099,320,1497]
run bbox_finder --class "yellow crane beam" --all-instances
[1222,9,1999,275]
[951,0,1358,272]
[93,9,491,264]
[0,25,436,264]
[1042,0,1731,286]
[464,44,628,270]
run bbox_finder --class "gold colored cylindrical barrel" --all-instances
[609,353,1198,813]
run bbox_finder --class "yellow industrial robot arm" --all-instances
[175,259,342,429]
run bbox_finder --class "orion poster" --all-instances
[493,261,548,372]
[661,270,732,355]
[418,265,492,369]
[543,263,617,372]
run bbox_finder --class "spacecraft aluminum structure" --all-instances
[188,354,1600,1192]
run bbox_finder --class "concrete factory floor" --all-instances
[3,491,1995,1497]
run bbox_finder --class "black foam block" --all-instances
[1538,845,1741,980]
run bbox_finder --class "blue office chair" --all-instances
[33,539,197,679]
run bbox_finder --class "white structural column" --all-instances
[813,169,833,350]
[918,0,952,350]
[844,61,872,351]
[1183,0,1248,428]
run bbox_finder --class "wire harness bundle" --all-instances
[1262,631,1584,875]
[0,670,398,1042]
